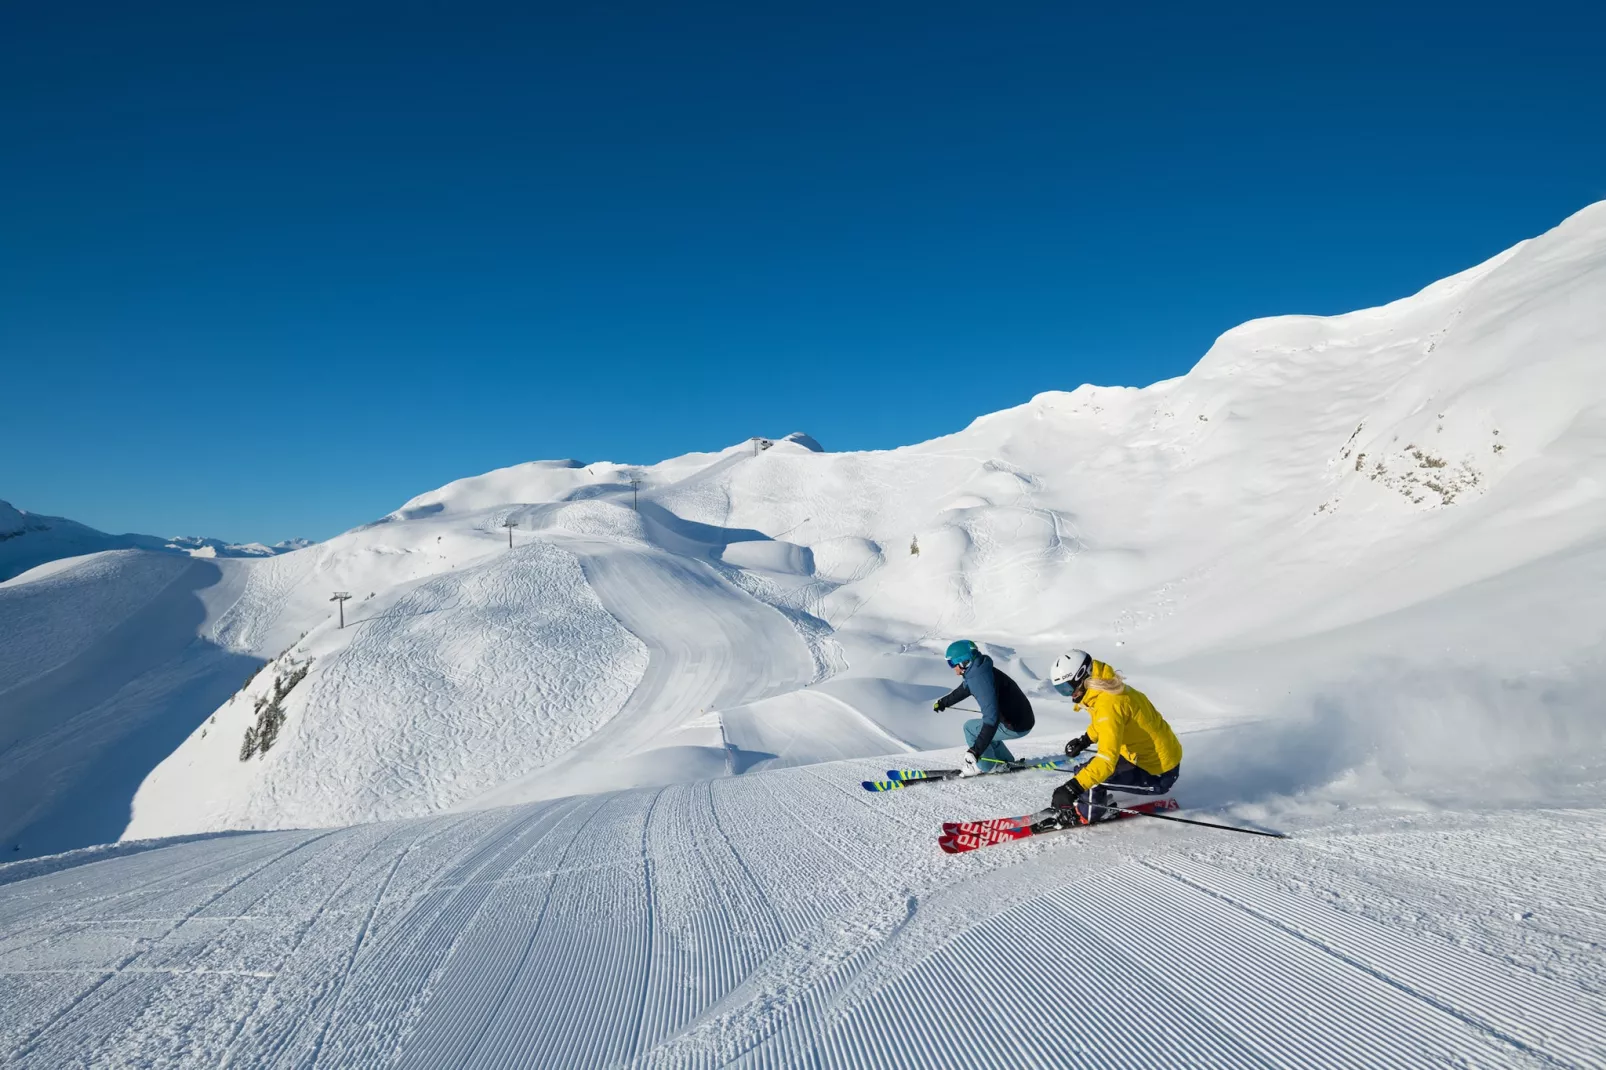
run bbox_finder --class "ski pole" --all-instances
[978,755,1055,771]
[1093,801,1288,839]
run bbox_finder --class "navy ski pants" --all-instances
[1063,758,1180,822]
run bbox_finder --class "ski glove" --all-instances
[1051,779,1085,810]
[1064,734,1092,758]
[958,752,981,778]
[932,698,947,712]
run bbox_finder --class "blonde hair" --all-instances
[1084,661,1126,695]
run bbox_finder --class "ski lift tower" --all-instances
[502,516,517,548]
[330,591,352,628]
[629,477,641,512]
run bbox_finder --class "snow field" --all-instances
[4,760,1603,1068]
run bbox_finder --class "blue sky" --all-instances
[3,2,1603,543]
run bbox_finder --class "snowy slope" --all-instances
[3,202,1606,1067]
[130,536,652,831]
[123,490,831,836]
[0,503,311,857]
[0,512,309,855]
[3,763,1604,1068]
[647,214,1603,661]
[0,552,263,858]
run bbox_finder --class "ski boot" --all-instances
[1028,807,1087,834]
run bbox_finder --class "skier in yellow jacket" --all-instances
[1046,650,1182,826]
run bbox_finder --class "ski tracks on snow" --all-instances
[2,771,1604,1068]
[467,536,818,806]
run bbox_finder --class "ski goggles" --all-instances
[1053,670,1091,697]
[946,657,970,668]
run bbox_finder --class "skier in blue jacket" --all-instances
[932,640,1036,777]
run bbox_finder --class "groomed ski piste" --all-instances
[3,203,1605,1067]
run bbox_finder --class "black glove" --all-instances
[1051,779,1085,812]
[932,698,947,712]
[1064,734,1091,758]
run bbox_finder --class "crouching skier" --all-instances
[1043,650,1181,828]
[932,640,1036,778]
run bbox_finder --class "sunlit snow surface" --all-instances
[3,203,1606,1066]
[3,779,1604,1067]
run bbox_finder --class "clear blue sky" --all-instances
[3,2,1603,543]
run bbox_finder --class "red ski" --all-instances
[939,798,1179,854]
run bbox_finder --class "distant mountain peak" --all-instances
[0,500,311,582]
[782,432,824,452]
[0,500,30,538]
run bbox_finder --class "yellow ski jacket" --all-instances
[1073,661,1183,791]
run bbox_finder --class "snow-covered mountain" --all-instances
[2,204,1604,1068]
[110,200,1606,842]
[0,499,305,582]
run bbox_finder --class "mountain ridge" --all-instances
[0,498,307,583]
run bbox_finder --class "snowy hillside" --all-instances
[5,765,1605,1068]
[0,551,266,859]
[2,202,1605,1067]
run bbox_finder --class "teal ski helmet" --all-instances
[945,639,980,667]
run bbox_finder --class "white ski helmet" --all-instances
[1050,650,1093,697]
